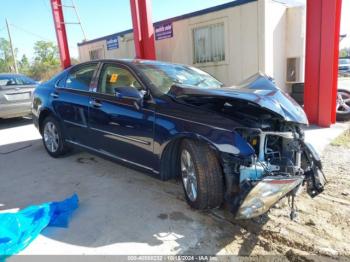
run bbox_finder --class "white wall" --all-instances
[262,0,287,90]
[78,0,306,92]
[78,1,260,87]
[286,6,306,83]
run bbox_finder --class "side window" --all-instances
[98,64,142,96]
[65,64,97,91]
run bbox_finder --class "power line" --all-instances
[41,0,52,13]
[9,23,77,49]
[10,23,53,42]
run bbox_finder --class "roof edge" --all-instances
[78,0,256,47]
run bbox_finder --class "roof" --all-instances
[0,73,26,77]
[78,58,190,68]
[78,0,256,47]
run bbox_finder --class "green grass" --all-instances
[331,129,350,148]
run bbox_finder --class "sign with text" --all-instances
[155,23,173,40]
[106,37,119,50]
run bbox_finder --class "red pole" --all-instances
[304,0,342,127]
[130,0,156,60]
[51,0,71,69]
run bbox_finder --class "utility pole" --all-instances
[5,19,18,73]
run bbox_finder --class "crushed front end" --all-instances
[170,73,327,219]
[224,124,326,219]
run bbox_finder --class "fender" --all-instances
[155,115,255,159]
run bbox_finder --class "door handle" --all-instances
[50,92,59,98]
[89,100,102,108]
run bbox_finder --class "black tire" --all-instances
[42,116,69,158]
[292,83,304,94]
[291,93,304,106]
[337,89,350,121]
[179,139,224,210]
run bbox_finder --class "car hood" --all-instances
[168,73,308,125]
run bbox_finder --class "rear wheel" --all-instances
[42,116,69,157]
[179,139,224,210]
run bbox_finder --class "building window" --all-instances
[286,57,301,82]
[89,48,104,60]
[193,23,225,64]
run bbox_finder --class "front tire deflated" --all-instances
[179,139,224,210]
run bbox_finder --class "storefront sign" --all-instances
[155,23,173,40]
[106,37,119,50]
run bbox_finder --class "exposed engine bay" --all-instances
[170,75,326,219]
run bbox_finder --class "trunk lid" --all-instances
[0,85,36,104]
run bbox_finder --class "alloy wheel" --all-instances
[43,121,59,153]
[181,149,198,202]
[336,91,350,114]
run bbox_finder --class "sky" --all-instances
[0,0,349,60]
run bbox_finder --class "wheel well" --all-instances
[160,136,223,181]
[38,110,52,134]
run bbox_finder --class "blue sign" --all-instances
[106,37,119,50]
[155,23,173,40]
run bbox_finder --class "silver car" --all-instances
[0,73,37,119]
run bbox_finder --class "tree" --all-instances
[340,47,350,58]
[30,41,60,80]
[18,54,31,75]
[0,37,18,73]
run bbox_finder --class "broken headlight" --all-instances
[236,175,303,219]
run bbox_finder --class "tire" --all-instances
[291,93,304,106]
[292,83,304,94]
[42,116,69,158]
[179,139,224,210]
[336,89,350,121]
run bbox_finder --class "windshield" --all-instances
[0,75,36,86]
[339,59,350,65]
[135,63,223,93]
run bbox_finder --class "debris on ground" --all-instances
[0,194,78,256]
[200,129,350,258]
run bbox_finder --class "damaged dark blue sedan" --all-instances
[32,60,325,219]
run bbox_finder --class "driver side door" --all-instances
[88,63,156,171]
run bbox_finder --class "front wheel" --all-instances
[42,116,69,157]
[179,139,224,210]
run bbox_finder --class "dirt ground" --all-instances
[203,129,350,260]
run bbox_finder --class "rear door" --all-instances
[52,62,98,145]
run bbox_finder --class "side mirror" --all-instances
[113,86,144,101]
[113,86,149,109]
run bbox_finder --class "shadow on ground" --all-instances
[0,136,268,255]
[0,117,32,130]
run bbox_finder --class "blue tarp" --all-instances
[0,194,79,256]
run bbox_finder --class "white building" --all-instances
[78,0,306,92]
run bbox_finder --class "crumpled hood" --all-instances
[168,73,308,125]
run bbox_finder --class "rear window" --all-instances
[64,64,97,91]
[0,75,36,86]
